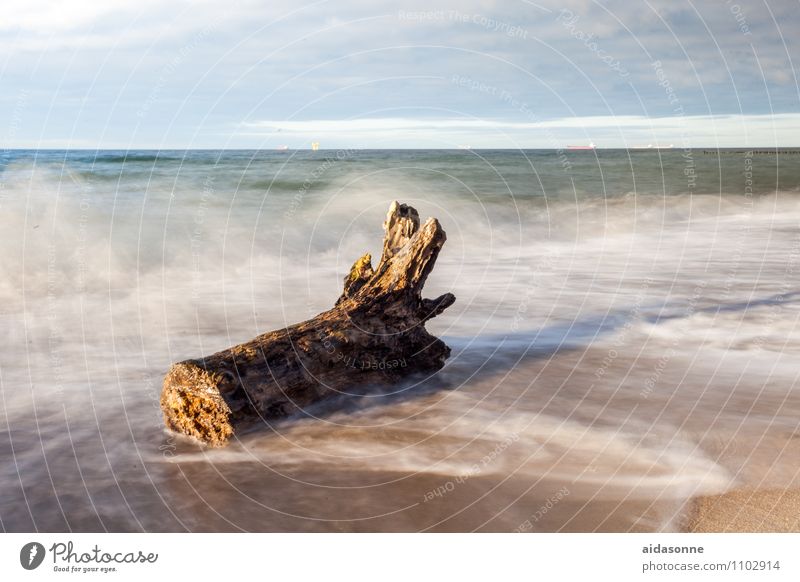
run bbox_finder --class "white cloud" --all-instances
[242,113,800,148]
[0,0,154,33]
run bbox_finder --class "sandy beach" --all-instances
[687,489,800,532]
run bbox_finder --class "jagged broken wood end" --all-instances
[161,201,455,446]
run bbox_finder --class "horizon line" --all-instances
[4,146,800,152]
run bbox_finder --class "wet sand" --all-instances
[3,335,799,532]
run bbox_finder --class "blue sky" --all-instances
[1,0,798,148]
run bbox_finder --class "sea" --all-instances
[2,148,799,531]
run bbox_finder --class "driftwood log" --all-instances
[161,201,456,446]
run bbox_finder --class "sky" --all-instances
[1,0,798,148]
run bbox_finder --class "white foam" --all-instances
[161,393,733,502]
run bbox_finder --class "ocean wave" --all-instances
[159,397,733,503]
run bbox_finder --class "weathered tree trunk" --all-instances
[161,201,455,446]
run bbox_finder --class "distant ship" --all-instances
[457,144,472,150]
[276,145,289,151]
[567,142,595,150]
[311,142,320,151]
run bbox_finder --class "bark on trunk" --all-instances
[160,201,455,446]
